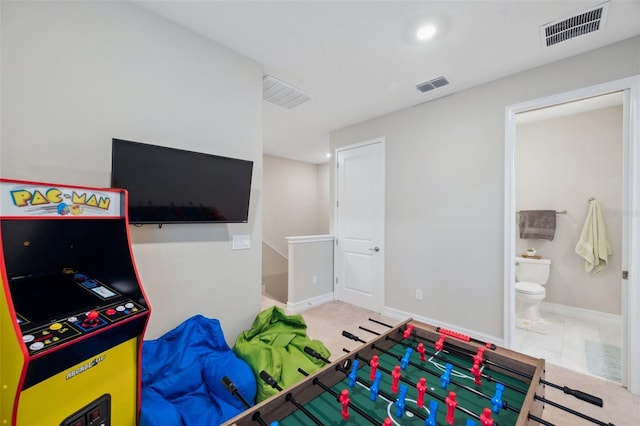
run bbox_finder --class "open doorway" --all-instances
[513,92,623,383]
[504,75,640,394]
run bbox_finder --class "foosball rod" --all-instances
[351,353,484,424]
[359,325,528,397]
[534,395,615,426]
[297,368,383,426]
[222,376,268,426]
[343,330,516,413]
[398,325,604,407]
[304,346,331,364]
[528,413,555,426]
[222,376,252,409]
[258,371,324,426]
[250,412,268,426]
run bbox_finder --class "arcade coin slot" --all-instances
[60,394,110,426]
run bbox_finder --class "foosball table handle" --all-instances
[564,387,603,407]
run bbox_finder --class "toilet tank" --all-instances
[515,256,551,285]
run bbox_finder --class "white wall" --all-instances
[516,106,623,315]
[1,1,263,343]
[330,37,640,340]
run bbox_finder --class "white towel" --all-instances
[575,200,612,275]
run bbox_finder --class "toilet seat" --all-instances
[515,281,545,295]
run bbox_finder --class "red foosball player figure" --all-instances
[435,334,446,352]
[416,377,427,408]
[474,347,486,366]
[445,391,457,425]
[480,407,494,426]
[403,323,414,339]
[471,361,482,386]
[370,355,379,380]
[340,389,350,420]
[417,342,426,362]
[382,418,392,426]
[391,365,401,393]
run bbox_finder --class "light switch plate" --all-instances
[232,234,251,250]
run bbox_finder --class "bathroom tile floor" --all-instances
[513,311,623,383]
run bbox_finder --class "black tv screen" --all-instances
[111,139,253,224]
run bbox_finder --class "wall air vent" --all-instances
[263,75,310,109]
[416,76,449,93]
[541,2,609,47]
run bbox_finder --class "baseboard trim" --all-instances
[382,306,505,347]
[540,302,622,325]
[287,292,334,313]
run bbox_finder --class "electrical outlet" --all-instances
[415,289,423,301]
[312,275,318,285]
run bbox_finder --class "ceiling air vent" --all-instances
[541,2,609,47]
[416,76,449,93]
[263,75,310,109]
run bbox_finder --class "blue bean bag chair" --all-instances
[140,315,256,426]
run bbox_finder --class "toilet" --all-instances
[515,256,551,321]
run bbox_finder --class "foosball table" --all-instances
[223,319,612,426]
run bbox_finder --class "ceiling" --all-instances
[135,1,640,164]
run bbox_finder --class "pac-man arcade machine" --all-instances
[0,179,151,426]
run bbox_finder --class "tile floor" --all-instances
[513,310,623,382]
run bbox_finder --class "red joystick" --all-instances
[82,310,100,328]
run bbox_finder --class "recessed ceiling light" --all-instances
[326,153,332,158]
[416,24,436,41]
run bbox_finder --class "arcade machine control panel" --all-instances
[10,268,147,356]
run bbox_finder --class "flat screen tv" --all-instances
[111,139,253,224]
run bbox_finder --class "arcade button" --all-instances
[23,334,35,343]
[106,308,116,316]
[29,342,44,351]
[116,305,125,312]
[68,316,78,322]
[125,302,134,309]
[49,323,62,331]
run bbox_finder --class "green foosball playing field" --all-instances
[225,319,547,426]
[281,335,529,425]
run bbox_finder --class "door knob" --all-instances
[369,246,380,252]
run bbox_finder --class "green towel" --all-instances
[233,306,331,402]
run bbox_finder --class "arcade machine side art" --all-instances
[0,179,151,426]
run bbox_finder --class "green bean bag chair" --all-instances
[233,306,331,402]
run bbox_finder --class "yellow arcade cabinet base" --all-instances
[17,337,138,426]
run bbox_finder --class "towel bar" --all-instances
[516,210,567,215]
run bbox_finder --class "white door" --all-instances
[334,138,385,312]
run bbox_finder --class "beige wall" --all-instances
[263,155,329,255]
[330,37,640,340]
[287,237,334,306]
[262,242,288,303]
[516,106,623,314]
[262,155,330,303]
[317,162,331,233]
[1,1,263,343]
